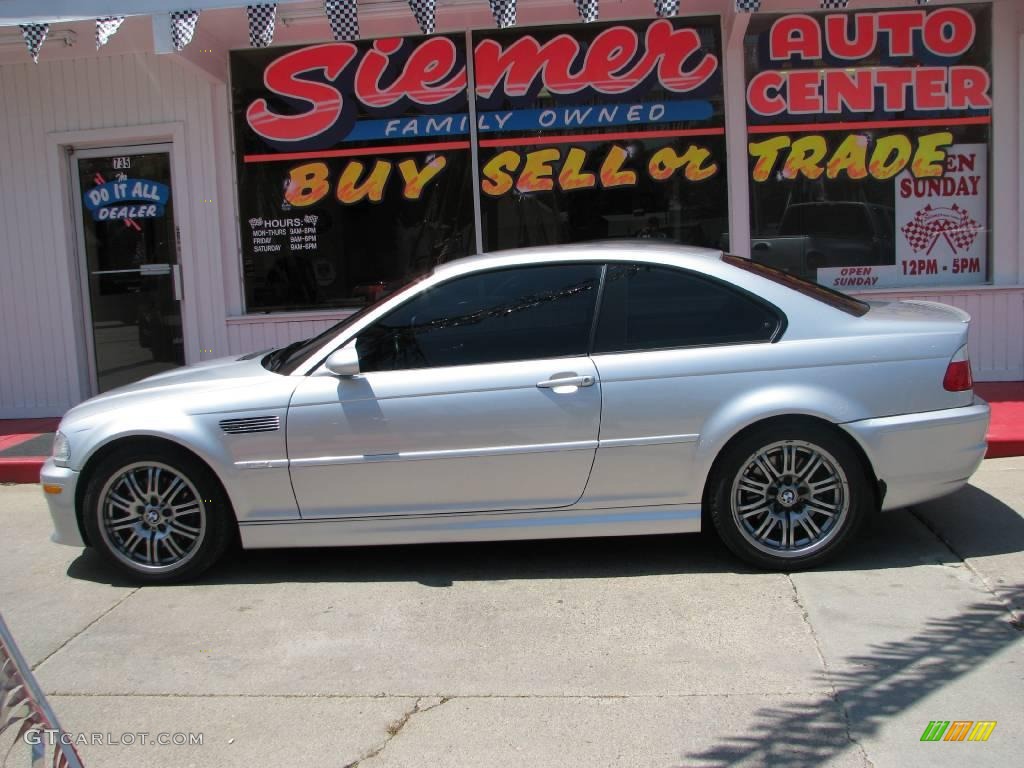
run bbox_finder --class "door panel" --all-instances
[74,150,184,393]
[287,357,601,517]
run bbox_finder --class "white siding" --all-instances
[0,52,229,417]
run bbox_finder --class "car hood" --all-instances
[61,354,284,426]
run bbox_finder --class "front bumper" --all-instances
[40,458,85,547]
[842,398,990,511]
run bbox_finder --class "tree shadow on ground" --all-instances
[66,484,1024,589]
[683,584,1023,767]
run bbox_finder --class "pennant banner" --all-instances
[575,0,599,23]
[96,16,125,49]
[489,0,517,28]
[735,0,760,12]
[170,9,200,51]
[19,23,48,63]
[820,0,848,8]
[407,0,435,35]
[653,0,679,17]
[324,0,358,41]
[247,4,277,47]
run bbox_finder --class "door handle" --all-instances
[537,375,595,389]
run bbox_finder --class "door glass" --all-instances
[357,264,603,372]
[77,151,184,392]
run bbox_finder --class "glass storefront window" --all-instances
[229,16,730,314]
[230,35,475,313]
[473,17,728,252]
[743,4,992,289]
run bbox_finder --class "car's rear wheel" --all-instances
[82,444,233,583]
[708,423,871,570]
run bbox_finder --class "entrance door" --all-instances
[72,147,184,393]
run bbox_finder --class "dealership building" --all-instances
[0,0,1021,417]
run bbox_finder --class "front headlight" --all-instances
[52,431,70,464]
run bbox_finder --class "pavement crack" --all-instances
[910,506,1023,627]
[786,575,875,768]
[342,695,450,768]
[32,586,142,672]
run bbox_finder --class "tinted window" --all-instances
[722,255,869,317]
[357,264,602,372]
[593,264,780,353]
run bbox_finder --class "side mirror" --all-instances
[325,345,360,377]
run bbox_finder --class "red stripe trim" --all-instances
[479,127,726,148]
[244,140,471,163]
[747,116,991,135]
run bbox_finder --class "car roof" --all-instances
[433,241,724,279]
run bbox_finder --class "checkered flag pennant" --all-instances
[407,0,436,35]
[901,204,981,254]
[19,23,48,63]
[170,10,200,51]
[324,0,358,41]
[820,0,848,7]
[653,0,679,17]
[735,0,760,12]
[96,17,125,49]
[575,0,599,23]
[247,4,277,47]
[489,0,517,28]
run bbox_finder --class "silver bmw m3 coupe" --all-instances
[42,243,990,582]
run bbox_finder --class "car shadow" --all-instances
[65,483,1024,588]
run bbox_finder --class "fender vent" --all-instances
[219,415,280,435]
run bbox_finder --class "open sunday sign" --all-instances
[83,179,170,221]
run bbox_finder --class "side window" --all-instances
[593,264,780,353]
[357,264,603,372]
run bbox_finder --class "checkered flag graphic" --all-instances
[901,204,981,255]
[19,23,48,63]
[170,10,200,51]
[820,0,848,8]
[325,0,358,41]
[575,0,599,23]
[96,17,125,49]
[653,0,679,17]
[407,0,436,35]
[247,4,277,47]
[735,0,761,12]
[489,0,517,28]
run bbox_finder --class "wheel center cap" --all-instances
[776,488,798,508]
[144,508,161,525]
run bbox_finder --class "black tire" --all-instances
[708,422,872,571]
[81,443,234,583]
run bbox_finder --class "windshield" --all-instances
[265,271,433,375]
[722,255,870,317]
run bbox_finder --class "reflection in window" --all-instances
[358,264,602,372]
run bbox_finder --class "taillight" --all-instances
[943,345,973,392]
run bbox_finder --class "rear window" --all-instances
[722,255,870,317]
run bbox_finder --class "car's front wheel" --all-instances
[708,423,872,570]
[82,444,234,583]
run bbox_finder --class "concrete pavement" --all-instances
[1,459,1022,767]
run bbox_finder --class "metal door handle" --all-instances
[537,375,595,389]
[171,264,182,301]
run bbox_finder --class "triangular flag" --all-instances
[170,10,200,51]
[324,0,358,41]
[96,17,125,49]
[735,0,760,12]
[407,0,436,35]
[20,23,48,63]
[652,0,679,17]
[247,4,277,48]
[575,0,598,23]
[820,0,848,8]
[488,0,517,28]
